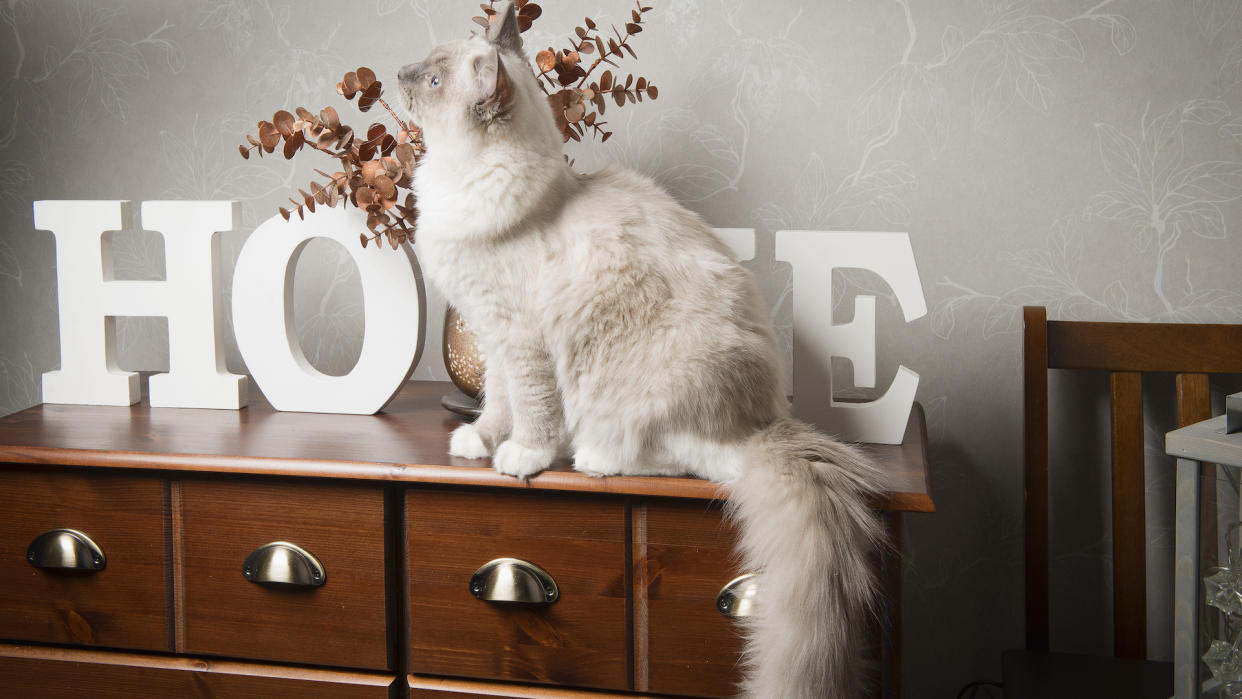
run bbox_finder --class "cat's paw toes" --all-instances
[493,441,556,479]
[449,424,491,459]
[572,447,625,477]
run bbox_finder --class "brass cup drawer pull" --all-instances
[26,528,107,572]
[717,573,760,618]
[242,541,326,587]
[469,557,559,604]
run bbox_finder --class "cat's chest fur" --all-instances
[412,143,568,326]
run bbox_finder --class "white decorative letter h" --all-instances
[33,200,247,409]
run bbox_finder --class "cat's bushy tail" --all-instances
[726,417,889,698]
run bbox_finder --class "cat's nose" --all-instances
[398,62,422,84]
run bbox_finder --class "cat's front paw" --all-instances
[572,447,626,478]
[492,440,556,480]
[449,423,492,459]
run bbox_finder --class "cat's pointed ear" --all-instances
[472,46,514,122]
[487,1,522,54]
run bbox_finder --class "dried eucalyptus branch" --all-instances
[478,0,658,143]
[239,67,424,249]
[240,1,659,250]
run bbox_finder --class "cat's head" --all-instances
[397,2,552,147]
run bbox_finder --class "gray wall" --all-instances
[3,0,1242,695]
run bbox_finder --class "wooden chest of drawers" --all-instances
[0,381,933,697]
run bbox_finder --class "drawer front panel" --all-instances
[0,468,169,651]
[0,647,393,698]
[179,478,387,670]
[637,501,743,697]
[408,489,629,690]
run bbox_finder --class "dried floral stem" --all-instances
[240,1,657,250]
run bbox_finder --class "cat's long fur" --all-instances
[399,5,887,696]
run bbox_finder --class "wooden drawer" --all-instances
[0,643,394,698]
[634,501,743,697]
[178,478,388,670]
[408,489,628,690]
[0,468,169,652]
[408,673,647,697]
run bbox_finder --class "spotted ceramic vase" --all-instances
[442,305,485,400]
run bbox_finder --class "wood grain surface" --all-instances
[633,500,744,697]
[178,477,389,670]
[0,643,394,698]
[1110,371,1146,660]
[1022,306,1051,652]
[408,673,654,697]
[0,381,933,512]
[407,488,630,691]
[1047,319,1242,372]
[0,467,169,652]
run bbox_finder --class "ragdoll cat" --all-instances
[398,4,886,697]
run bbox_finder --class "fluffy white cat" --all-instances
[399,5,887,697]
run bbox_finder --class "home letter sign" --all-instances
[33,200,246,409]
[776,231,926,444]
[231,205,424,414]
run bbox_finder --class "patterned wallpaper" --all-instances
[3,0,1242,694]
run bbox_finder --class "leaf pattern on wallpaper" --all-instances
[376,0,456,45]
[1195,0,1239,40]
[200,0,255,57]
[762,0,1133,240]
[933,98,1242,337]
[1087,100,1242,313]
[0,1,183,143]
[0,160,32,216]
[654,109,742,203]
[1223,41,1242,91]
[246,3,344,108]
[0,230,22,288]
[159,113,287,203]
[655,5,819,202]
[0,355,39,417]
[293,243,365,375]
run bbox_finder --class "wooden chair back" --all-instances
[1022,305,1242,658]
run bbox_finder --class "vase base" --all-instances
[441,391,482,419]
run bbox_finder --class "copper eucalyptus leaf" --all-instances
[272,110,295,136]
[257,121,280,151]
[564,98,586,123]
[536,49,556,73]
[282,131,304,159]
[319,106,341,131]
[374,174,397,207]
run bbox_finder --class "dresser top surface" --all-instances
[0,381,934,512]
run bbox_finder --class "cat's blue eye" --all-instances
[429,75,440,88]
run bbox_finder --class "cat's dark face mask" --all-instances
[398,2,521,134]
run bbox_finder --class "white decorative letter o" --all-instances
[232,206,425,414]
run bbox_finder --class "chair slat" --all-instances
[1024,306,1051,652]
[1175,374,1212,428]
[1048,321,1242,373]
[1110,371,1146,659]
